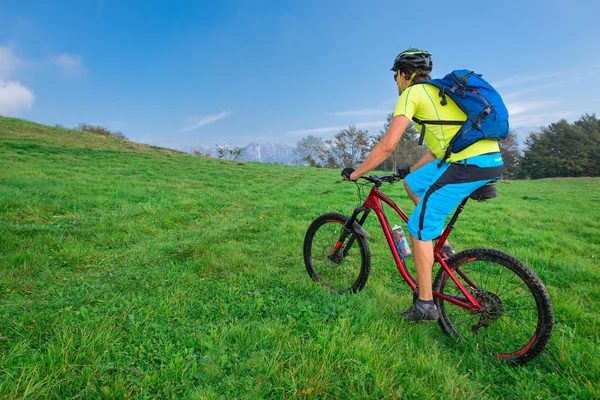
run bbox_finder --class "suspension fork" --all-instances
[328,207,371,261]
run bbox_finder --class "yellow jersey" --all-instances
[393,83,500,162]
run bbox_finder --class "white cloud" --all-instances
[284,120,385,137]
[501,81,566,99]
[330,108,390,117]
[491,72,563,88]
[0,46,34,116]
[510,110,584,128]
[0,80,35,117]
[52,53,87,76]
[505,100,559,117]
[179,110,230,133]
[0,45,23,80]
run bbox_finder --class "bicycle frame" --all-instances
[346,184,483,312]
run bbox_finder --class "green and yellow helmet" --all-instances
[391,48,433,72]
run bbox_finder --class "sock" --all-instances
[416,299,434,309]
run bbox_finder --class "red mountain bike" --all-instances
[303,170,554,365]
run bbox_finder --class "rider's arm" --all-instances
[410,150,437,172]
[350,115,410,180]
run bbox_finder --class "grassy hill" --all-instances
[1,115,599,398]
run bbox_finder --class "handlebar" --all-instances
[353,168,410,187]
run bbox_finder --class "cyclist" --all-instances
[344,48,504,322]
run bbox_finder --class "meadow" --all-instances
[1,116,599,399]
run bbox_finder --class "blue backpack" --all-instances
[412,69,509,163]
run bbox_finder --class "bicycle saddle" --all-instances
[469,183,498,201]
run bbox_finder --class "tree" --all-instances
[215,146,227,159]
[215,145,243,160]
[321,125,371,168]
[229,146,243,160]
[499,131,522,179]
[518,114,600,179]
[372,113,427,171]
[574,113,600,176]
[295,135,326,167]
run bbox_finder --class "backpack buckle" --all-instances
[439,88,448,106]
[481,106,492,119]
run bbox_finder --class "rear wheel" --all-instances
[433,248,554,364]
[303,213,370,293]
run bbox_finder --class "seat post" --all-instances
[447,197,470,229]
[436,197,469,249]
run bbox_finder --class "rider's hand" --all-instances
[341,167,355,181]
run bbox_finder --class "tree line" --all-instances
[295,113,600,180]
[518,114,600,179]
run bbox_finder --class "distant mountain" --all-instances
[239,142,300,164]
[180,142,302,165]
[179,145,212,155]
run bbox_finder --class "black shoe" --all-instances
[440,245,455,259]
[401,303,439,323]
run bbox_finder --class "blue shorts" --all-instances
[405,153,504,241]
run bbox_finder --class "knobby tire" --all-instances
[303,213,371,293]
[433,248,554,365]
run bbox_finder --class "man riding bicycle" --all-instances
[345,48,504,322]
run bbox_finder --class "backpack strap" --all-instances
[437,124,476,166]
[411,117,463,145]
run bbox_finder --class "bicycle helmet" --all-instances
[391,48,433,72]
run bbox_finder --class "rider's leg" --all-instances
[402,154,504,321]
[411,235,434,301]
[404,179,420,205]
[401,233,438,322]
[405,156,503,279]
[404,180,450,248]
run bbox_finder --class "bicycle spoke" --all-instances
[435,249,553,363]
[304,214,371,294]
[495,283,529,298]
[500,312,538,324]
[503,306,538,311]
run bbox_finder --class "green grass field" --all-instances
[1,115,599,399]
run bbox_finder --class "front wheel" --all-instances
[303,213,371,293]
[433,248,554,365]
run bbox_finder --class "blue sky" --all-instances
[1,0,599,151]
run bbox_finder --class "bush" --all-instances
[193,149,211,158]
[75,123,128,140]
[111,131,127,139]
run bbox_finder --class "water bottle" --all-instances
[392,225,412,258]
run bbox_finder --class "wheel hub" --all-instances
[471,290,504,333]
